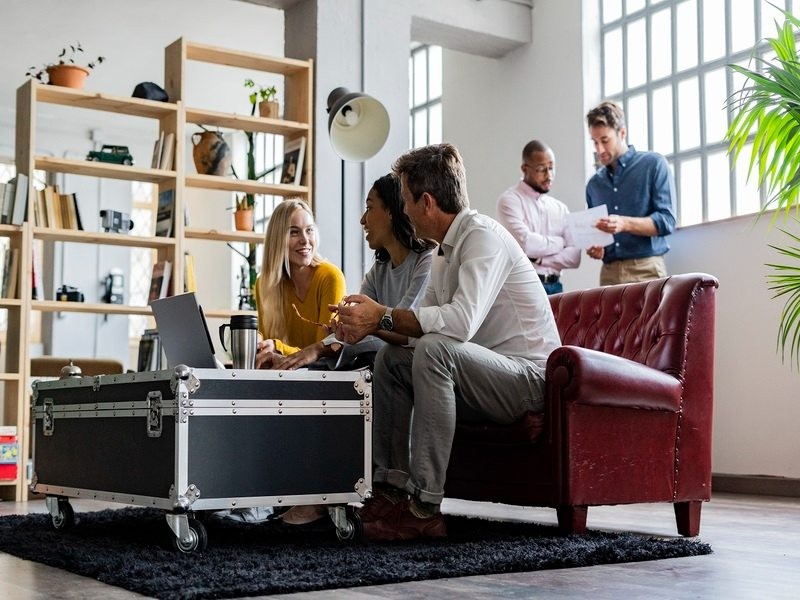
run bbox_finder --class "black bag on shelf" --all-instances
[132,82,168,102]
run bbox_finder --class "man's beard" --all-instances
[528,180,550,194]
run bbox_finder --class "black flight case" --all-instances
[31,365,372,551]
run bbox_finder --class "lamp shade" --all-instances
[326,87,390,161]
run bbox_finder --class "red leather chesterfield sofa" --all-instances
[445,273,718,536]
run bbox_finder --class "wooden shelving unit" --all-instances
[1,38,314,501]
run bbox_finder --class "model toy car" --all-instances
[86,145,133,165]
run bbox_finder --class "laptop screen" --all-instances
[150,292,218,368]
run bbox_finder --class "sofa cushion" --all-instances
[455,411,544,445]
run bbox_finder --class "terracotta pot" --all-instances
[191,131,231,176]
[258,100,279,119]
[234,208,254,231]
[47,65,90,89]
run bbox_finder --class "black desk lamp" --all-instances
[326,87,390,263]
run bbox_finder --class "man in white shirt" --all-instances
[496,140,580,294]
[334,143,562,542]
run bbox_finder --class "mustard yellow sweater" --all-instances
[255,261,346,355]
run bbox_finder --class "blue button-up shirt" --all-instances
[586,145,676,263]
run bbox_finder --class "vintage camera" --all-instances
[56,285,85,303]
[99,209,134,233]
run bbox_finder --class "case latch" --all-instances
[146,391,163,438]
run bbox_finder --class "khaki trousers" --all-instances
[600,256,667,286]
[371,334,546,504]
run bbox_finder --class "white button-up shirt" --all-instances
[413,209,561,366]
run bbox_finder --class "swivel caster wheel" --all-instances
[332,505,362,542]
[170,517,208,554]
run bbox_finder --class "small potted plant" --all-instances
[26,43,105,90]
[234,194,255,231]
[245,79,279,119]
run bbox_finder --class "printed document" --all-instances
[566,205,615,249]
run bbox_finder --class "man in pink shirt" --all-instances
[496,140,580,294]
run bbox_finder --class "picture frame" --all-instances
[280,137,306,186]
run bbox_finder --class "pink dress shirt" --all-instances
[496,180,581,276]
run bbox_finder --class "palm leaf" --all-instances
[726,9,800,369]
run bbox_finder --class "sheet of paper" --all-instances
[566,205,615,249]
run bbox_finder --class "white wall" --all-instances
[445,0,799,478]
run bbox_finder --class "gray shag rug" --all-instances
[0,507,712,599]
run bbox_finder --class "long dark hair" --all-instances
[371,174,436,264]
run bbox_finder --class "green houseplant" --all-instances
[26,43,105,89]
[726,8,800,368]
[229,80,283,305]
[245,78,279,118]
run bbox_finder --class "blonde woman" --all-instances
[254,198,346,368]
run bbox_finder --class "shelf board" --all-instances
[0,480,17,487]
[185,174,308,197]
[32,300,152,316]
[0,224,22,236]
[34,228,177,249]
[185,227,263,244]
[0,373,21,381]
[203,308,258,320]
[34,84,178,119]
[0,298,23,308]
[186,108,308,136]
[35,156,177,184]
[185,41,310,75]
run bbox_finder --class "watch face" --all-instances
[379,314,393,331]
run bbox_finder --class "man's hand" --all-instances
[595,214,626,234]
[330,294,383,344]
[587,245,605,260]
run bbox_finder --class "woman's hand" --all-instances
[255,339,278,369]
[271,343,323,370]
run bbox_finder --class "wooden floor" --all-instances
[1,492,798,599]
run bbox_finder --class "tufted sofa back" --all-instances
[548,273,716,378]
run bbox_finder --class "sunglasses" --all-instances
[292,301,348,330]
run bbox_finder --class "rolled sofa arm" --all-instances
[546,345,683,412]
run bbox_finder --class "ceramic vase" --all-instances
[191,131,231,176]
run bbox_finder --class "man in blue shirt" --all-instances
[585,101,676,285]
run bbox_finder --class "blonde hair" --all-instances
[257,198,323,340]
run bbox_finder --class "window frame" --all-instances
[598,0,800,226]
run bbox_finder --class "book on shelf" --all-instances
[159,132,175,170]
[43,185,61,229]
[2,247,20,299]
[0,181,13,224]
[184,252,197,293]
[31,243,44,300]
[151,130,164,169]
[148,260,172,304]
[10,173,28,226]
[58,192,81,230]
[34,188,46,227]
[155,188,174,237]
[280,136,306,186]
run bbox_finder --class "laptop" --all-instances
[150,292,219,368]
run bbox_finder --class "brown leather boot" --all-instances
[362,500,447,541]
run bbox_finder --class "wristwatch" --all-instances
[378,306,394,332]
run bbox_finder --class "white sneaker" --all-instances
[210,506,274,523]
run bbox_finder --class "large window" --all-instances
[410,44,442,148]
[600,0,800,226]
